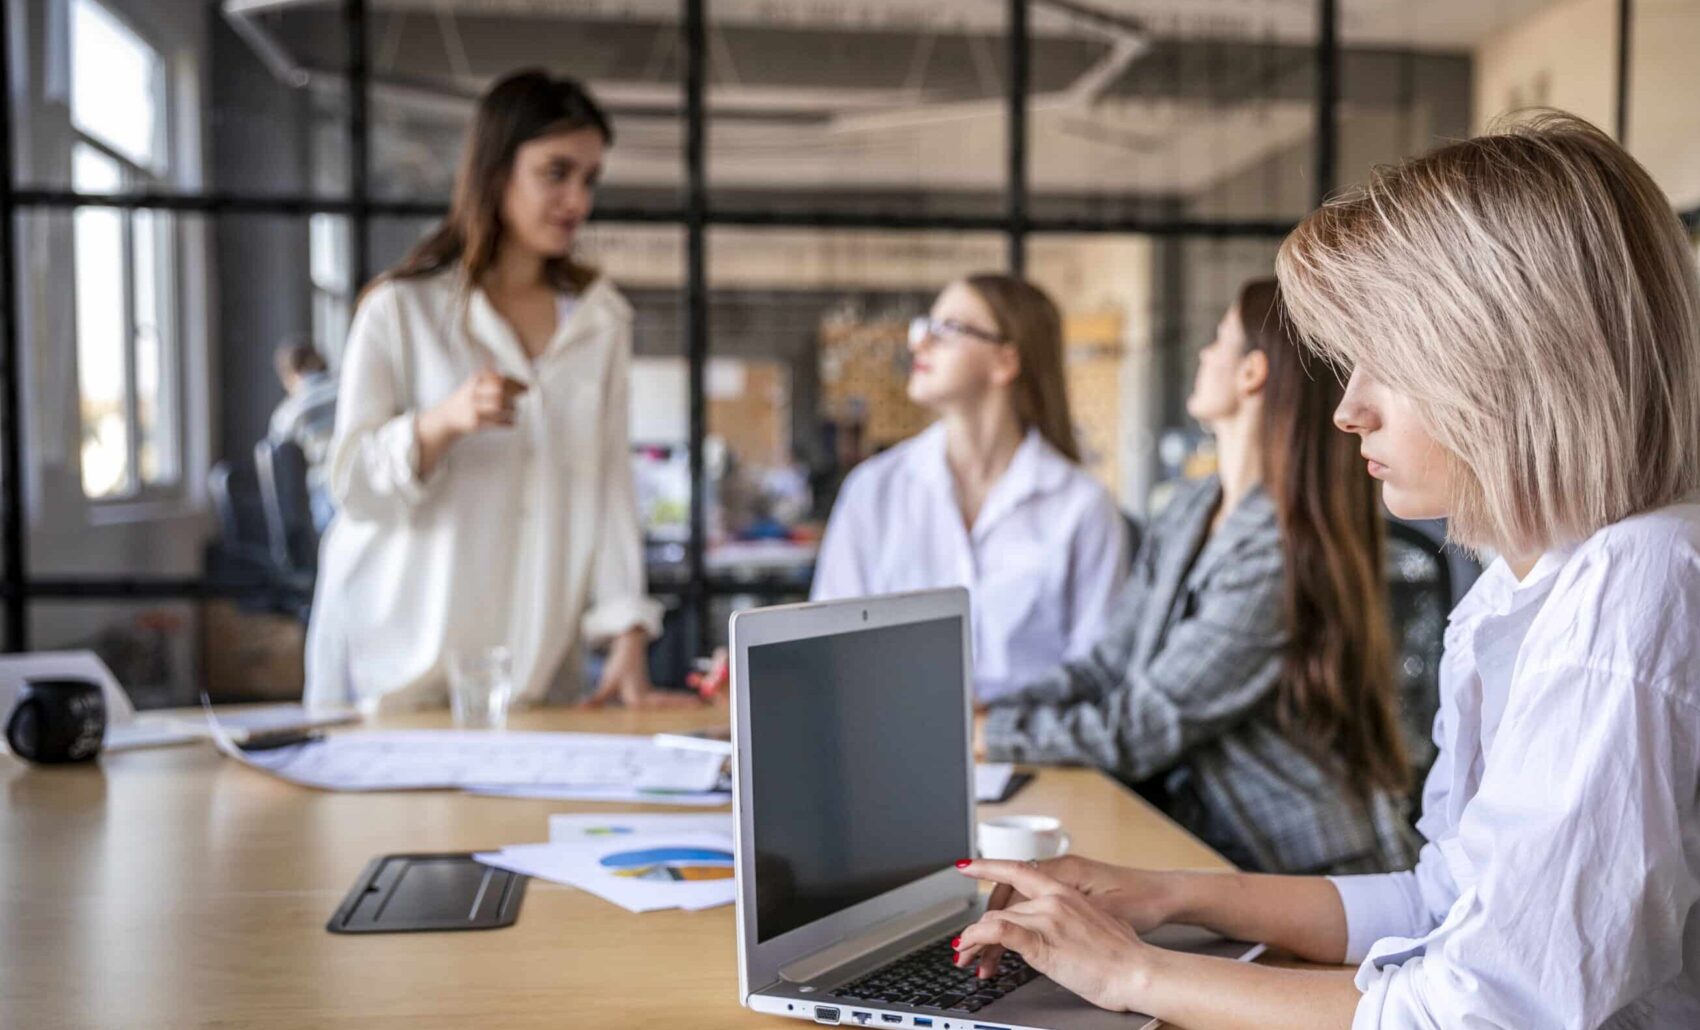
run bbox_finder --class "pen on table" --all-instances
[240,730,325,752]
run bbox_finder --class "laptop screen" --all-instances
[746,615,971,944]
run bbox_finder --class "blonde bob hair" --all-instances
[1276,112,1700,556]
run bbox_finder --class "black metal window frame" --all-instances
[0,0,1350,655]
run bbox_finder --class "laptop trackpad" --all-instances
[984,925,1257,1030]
[986,979,1158,1030]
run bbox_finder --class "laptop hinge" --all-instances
[778,897,977,986]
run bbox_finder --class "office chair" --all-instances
[208,457,275,576]
[1384,518,1452,821]
[254,438,322,587]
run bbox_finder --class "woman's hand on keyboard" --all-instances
[951,859,1152,1013]
[954,857,1177,979]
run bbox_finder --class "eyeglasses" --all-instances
[907,316,1006,349]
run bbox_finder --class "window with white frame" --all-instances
[69,0,180,501]
[309,213,351,365]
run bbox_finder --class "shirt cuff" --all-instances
[982,705,1025,761]
[377,412,429,505]
[1328,873,1426,964]
[581,595,664,647]
[1349,959,1394,1030]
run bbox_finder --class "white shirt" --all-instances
[811,423,1129,699]
[1328,501,1700,1029]
[304,271,661,712]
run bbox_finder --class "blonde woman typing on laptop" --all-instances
[955,115,1700,1028]
[980,276,1413,878]
[811,275,1128,701]
[305,71,694,713]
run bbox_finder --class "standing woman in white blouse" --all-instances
[305,70,693,713]
[810,275,1129,701]
[948,115,1700,1028]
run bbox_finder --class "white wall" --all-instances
[1473,0,1618,134]
[1475,0,1700,217]
[1626,0,1700,210]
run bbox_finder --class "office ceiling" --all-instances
[228,0,1551,204]
[235,0,1558,50]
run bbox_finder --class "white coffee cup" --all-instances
[976,815,1071,863]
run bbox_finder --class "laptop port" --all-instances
[813,1006,840,1024]
[850,1014,873,1025]
[913,1020,934,1028]
[881,1017,903,1025]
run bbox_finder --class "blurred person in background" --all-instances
[812,274,1129,701]
[305,70,696,714]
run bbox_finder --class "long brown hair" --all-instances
[376,69,613,297]
[1239,278,1408,796]
[962,273,1082,462]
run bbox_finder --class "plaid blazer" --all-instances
[984,475,1415,875]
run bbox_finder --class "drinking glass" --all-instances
[448,646,514,730]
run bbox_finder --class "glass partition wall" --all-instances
[1,0,1601,699]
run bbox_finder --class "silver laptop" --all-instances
[730,588,1264,1030]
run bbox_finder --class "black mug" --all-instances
[5,677,105,764]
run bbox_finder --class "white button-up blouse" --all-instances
[304,270,662,712]
[1328,500,1700,1028]
[811,423,1129,700]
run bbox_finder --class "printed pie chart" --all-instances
[599,846,735,882]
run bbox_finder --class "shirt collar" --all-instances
[1458,542,1576,621]
[1182,477,1276,582]
[464,276,617,379]
[908,424,1072,519]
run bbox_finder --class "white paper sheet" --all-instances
[549,812,733,841]
[105,717,205,751]
[211,729,726,793]
[467,784,732,806]
[651,732,734,757]
[161,704,358,742]
[976,762,1015,802]
[476,831,737,913]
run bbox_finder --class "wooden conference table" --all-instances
[1,706,1240,1030]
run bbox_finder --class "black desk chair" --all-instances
[209,457,274,576]
[1384,518,1452,821]
[210,455,311,618]
[254,438,321,591]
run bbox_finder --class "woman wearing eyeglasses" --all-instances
[811,274,1130,701]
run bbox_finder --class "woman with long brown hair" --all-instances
[305,69,693,712]
[812,274,1129,701]
[979,277,1411,876]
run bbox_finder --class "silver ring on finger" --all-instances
[1025,859,1040,870]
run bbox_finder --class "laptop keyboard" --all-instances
[828,935,1040,1014]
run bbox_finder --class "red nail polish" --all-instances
[955,859,972,869]
[951,937,961,948]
